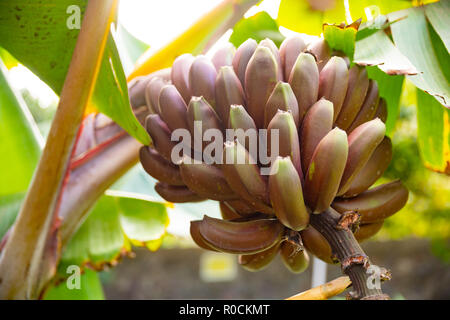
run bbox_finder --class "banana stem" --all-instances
[309,208,390,300]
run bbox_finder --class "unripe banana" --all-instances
[222,141,274,214]
[259,38,283,81]
[354,221,384,242]
[139,146,184,186]
[155,182,206,203]
[128,76,151,109]
[187,96,222,151]
[337,118,386,196]
[335,65,370,130]
[347,80,379,133]
[318,56,349,122]
[129,68,171,108]
[190,220,218,251]
[333,180,408,223]
[228,104,258,151]
[228,104,257,131]
[219,202,242,220]
[198,215,284,254]
[300,226,334,264]
[289,53,320,125]
[179,156,236,201]
[211,43,236,72]
[343,137,392,197]
[225,199,258,216]
[244,46,278,128]
[215,66,246,125]
[145,114,177,161]
[238,241,281,271]
[306,38,331,71]
[374,97,387,123]
[232,38,258,87]
[264,81,300,128]
[304,128,348,213]
[300,98,334,173]
[145,77,167,114]
[159,84,189,132]
[279,35,307,81]
[267,111,302,178]
[269,157,309,231]
[171,53,194,104]
[189,55,217,107]
[280,241,310,273]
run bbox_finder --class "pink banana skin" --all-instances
[259,38,284,81]
[139,146,184,186]
[179,156,237,201]
[300,98,334,173]
[304,128,348,213]
[189,55,217,107]
[333,180,409,223]
[155,183,206,203]
[264,81,300,129]
[238,241,281,271]
[145,77,168,114]
[347,80,380,133]
[171,53,194,104]
[279,35,307,81]
[289,52,319,124]
[211,43,236,72]
[145,114,177,161]
[245,46,278,128]
[215,66,246,126]
[335,65,370,130]
[232,38,257,87]
[269,157,309,231]
[337,118,386,196]
[343,136,393,197]
[198,215,284,254]
[159,84,189,132]
[318,56,349,122]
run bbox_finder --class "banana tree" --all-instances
[0,0,448,300]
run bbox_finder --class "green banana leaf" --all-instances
[424,0,450,52]
[114,23,150,75]
[0,59,42,197]
[0,0,150,144]
[353,29,417,75]
[277,0,414,36]
[44,269,105,300]
[0,192,25,240]
[389,6,449,107]
[323,20,359,60]
[57,191,169,275]
[229,12,285,48]
[416,89,450,174]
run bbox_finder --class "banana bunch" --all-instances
[133,34,408,273]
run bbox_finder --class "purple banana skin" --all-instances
[136,36,407,272]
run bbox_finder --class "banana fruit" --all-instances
[196,215,284,254]
[333,180,408,223]
[269,157,309,231]
[304,128,348,213]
